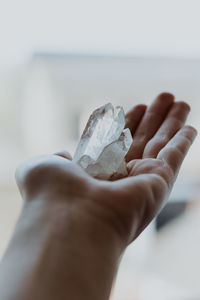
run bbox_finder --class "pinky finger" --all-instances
[157,126,197,175]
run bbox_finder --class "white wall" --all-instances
[1,0,200,66]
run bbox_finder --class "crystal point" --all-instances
[73,103,133,180]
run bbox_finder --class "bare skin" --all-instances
[0,93,197,300]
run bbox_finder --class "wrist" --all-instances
[21,190,126,252]
[4,196,125,300]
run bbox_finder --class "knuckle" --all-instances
[145,138,168,156]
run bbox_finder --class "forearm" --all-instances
[0,196,124,300]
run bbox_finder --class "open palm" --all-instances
[90,93,197,243]
[16,93,197,246]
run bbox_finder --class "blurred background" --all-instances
[0,0,200,299]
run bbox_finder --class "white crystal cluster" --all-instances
[73,103,133,180]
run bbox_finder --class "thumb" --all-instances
[54,150,72,160]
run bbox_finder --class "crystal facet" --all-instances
[73,103,133,180]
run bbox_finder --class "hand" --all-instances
[16,93,197,247]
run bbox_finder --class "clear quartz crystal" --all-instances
[73,103,133,180]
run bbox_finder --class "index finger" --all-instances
[125,104,147,135]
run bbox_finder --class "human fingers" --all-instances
[126,93,174,162]
[143,101,190,158]
[125,104,147,135]
[157,125,197,175]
